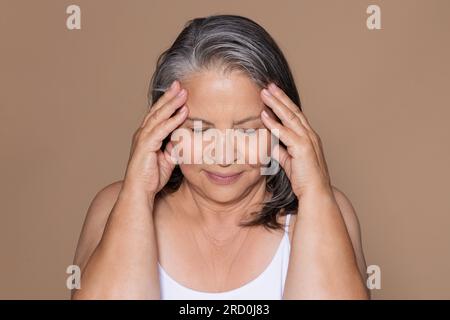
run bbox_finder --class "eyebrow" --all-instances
[186,115,261,126]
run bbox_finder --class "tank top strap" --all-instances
[284,213,291,233]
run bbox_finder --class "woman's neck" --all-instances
[174,178,268,234]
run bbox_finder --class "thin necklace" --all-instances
[222,225,252,290]
[192,221,252,291]
[200,222,244,246]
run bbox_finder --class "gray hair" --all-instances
[148,14,301,230]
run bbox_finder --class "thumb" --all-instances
[272,143,290,172]
[164,141,181,165]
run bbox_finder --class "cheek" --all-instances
[178,164,202,180]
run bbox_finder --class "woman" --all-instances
[72,14,369,299]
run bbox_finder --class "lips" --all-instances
[206,171,242,178]
[204,170,243,185]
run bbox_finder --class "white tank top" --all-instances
[158,213,292,299]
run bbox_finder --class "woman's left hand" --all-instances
[260,83,332,199]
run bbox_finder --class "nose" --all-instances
[211,129,238,165]
[218,162,232,168]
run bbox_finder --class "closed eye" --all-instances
[189,127,258,135]
[190,127,212,133]
[236,128,257,135]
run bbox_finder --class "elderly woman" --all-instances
[72,14,369,300]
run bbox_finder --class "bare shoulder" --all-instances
[330,186,361,231]
[73,180,125,272]
[330,186,368,280]
[286,186,362,232]
[330,185,368,284]
[286,185,367,280]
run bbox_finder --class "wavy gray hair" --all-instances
[148,14,301,230]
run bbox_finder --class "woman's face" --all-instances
[171,68,275,203]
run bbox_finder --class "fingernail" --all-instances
[170,80,178,90]
[262,110,269,118]
[177,88,186,97]
[180,105,187,113]
[268,83,277,91]
[262,89,271,97]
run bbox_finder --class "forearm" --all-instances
[283,187,368,299]
[72,185,160,299]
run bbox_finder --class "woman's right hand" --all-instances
[122,80,189,199]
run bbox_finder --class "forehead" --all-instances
[180,69,265,121]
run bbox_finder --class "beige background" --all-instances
[1,0,449,299]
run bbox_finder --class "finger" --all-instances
[163,140,176,164]
[149,80,183,115]
[260,110,303,151]
[164,140,181,165]
[158,147,176,172]
[267,83,315,133]
[148,105,189,145]
[266,83,327,173]
[142,88,187,130]
[266,83,330,183]
[271,143,291,174]
[261,88,308,137]
[141,80,181,128]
